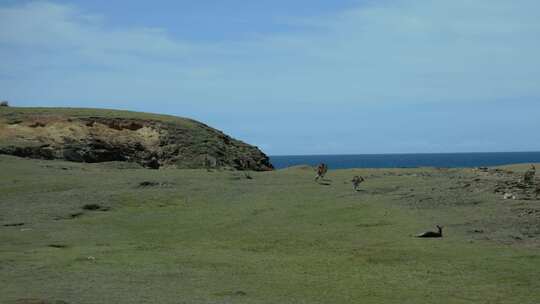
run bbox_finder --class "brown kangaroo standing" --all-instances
[314,163,328,181]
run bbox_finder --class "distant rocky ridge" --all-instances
[0,107,273,170]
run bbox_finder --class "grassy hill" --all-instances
[0,107,273,170]
[0,107,202,124]
[1,155,539,304]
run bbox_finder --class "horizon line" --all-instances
[269,151,540,157]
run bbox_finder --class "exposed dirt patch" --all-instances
[138,181,160,187]
[82,203,101,211]
[494,179,539,200]
[48,244,68,249]
[82,203,110,211]
[137,181,175,188]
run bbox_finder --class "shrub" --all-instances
[0,101,9,107]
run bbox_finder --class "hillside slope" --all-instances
[0,107,273,170]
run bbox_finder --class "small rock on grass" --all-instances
[82,204,110,211]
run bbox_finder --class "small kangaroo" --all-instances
[351,175,365,191]
[523,164,536,184]
[416,225,443,238]
[314,163,328,181]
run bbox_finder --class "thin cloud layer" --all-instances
[2,1,539,105]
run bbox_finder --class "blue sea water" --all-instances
[269,152,540,170]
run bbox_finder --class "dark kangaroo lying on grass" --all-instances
[416,225,443,238]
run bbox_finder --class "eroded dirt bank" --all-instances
[0,108,273,170]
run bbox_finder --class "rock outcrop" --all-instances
[0,107,273,170]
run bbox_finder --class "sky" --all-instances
[1,0,539,155]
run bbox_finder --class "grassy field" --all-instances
[1,155,539,304]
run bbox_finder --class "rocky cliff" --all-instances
[0,107,273,170]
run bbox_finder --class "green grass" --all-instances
[1,156,539,304]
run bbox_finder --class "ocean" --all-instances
[269,152,540,170]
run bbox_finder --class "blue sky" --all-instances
[1,0,539,155]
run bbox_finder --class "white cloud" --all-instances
[1,0,539,108]
[0,2,191,56]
